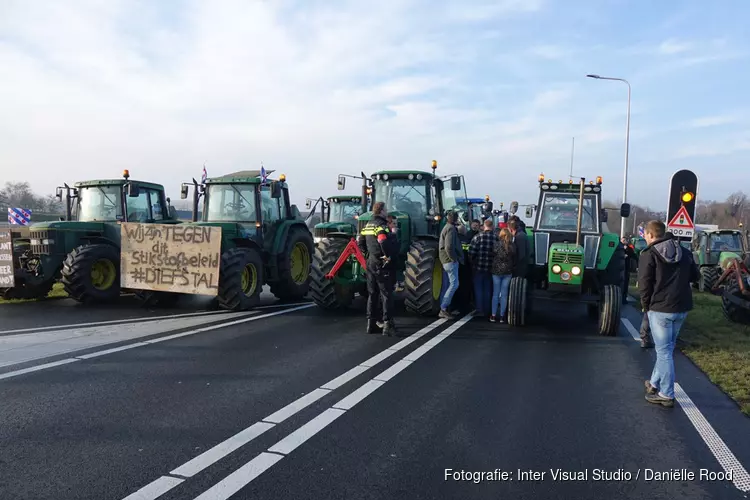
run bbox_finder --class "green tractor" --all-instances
[690,228,750,292]
[310,161,466,314]
[179,169,313,311]
[306,195,364,245]
[508,174,631,335]
[2,170,179,303]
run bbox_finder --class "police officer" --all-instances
[358,201,397,336]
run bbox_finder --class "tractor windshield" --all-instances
[329,201,360,225]
[537,192,599,233]
[205,183,257,222]
[75,185,123,222]
[373,178,431,219]
[709,232,744,252]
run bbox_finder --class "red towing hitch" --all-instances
[325,238,367,279]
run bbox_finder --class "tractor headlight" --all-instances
[571,266,581,276]
[560,271,571,281]
[30,239,41,245]
[551,264,562,274]
[314,237,323,244]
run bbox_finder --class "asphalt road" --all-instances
[0,297,748,500]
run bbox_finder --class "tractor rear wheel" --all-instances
[721,281,750,324]
[61,244,121,303]
[597,284,621,336]
[404,239,442,316]
[217,247,264,311]
[507,277,528,326]
[698,266,719,292]
[310,237,355,309]
[270,227,314,301]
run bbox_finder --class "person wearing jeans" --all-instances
[490,228,516,323]
[438,211,464,319]
[468,219,495,317]
[638,220,699,407]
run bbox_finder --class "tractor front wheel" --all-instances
[597,284,621,336]
[404,239,442,316]
[269,227,314,301]
[698,266,719,292]
[217,247,264,311]
[507,277,528,326]
[721,281,750,324]
[61,244,121,303]
[310,238,355,309]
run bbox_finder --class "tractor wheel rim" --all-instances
[242,264,258,296]
[432,258,443,301]
[91,259,116,290]
[290,242,310,285]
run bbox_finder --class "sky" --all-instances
[1,0,749,215]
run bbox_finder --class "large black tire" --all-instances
[721,282,750,324]
[133,290,181,308]
[310,237,355,309]
[61,244,121,303]
[698,266,719,292]
[598,284,621,336]
[507,277,528,326]
[404,240,442,316]
[217,247,264,311]
[269,227,314,301]
[602,244,626,286]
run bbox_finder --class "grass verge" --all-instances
[0,283,68,304]
[629,284,750,416]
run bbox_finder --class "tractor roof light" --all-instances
[569,180,573,184]
[596,176,603,184]
[279,174,286,182]
[123,169,130,179]
[431,160,438,170]
[538,173,545,182]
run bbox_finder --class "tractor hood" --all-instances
[28,221,109,233]
[315,222,355,233]
[719,251,743,270]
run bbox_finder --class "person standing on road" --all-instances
[468,219,495,318]
[508,218,528,278]
[358,202,398,336]
[621,237,637,305]
[438,210,464,319]
[638,220,699,408]
[386,215,405,292]
[490,228,516,323]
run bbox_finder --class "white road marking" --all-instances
[120,316,450,500]
[267,408,346,455]
[372,359,412,383]
[0,310,238,335]
[263,388,332,424]
[622,317,750,492]
[192,453,283,500]
[674,384,750,492]
[171,422,275,478]
[620,317,640,340]
[76,343,149,360]
[122,476,184,500]
[190,314,474,500]
[0,305,313,382]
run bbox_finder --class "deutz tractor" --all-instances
[507,174,631,335]
[179,169,313,311]
[690,228,750,291]
[305,195,364,245]
[2,170,179,303]
[310,161,466,315]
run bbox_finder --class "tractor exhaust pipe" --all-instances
[575,177,586,247]
[360,172,369,214]
[191,178,200,222]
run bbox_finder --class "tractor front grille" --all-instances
[313,227,328,238]
[29,230,58,255]
[550,252,584,265]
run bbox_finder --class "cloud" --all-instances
[687,115,741,128]
[657,39,693,55]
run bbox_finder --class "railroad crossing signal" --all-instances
[667,169,698,239]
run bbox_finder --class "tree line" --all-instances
[0,182,65,214]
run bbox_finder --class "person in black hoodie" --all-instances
[638,221,699,408]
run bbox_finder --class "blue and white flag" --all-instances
[637,225,645,238]
[8,207,32,225]
[201,164,207,184]
[260,164,268,185]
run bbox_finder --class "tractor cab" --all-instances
[306,195,364,244]
[690,228,749,291]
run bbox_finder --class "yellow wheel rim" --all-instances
[432,258,443,301]
[91,258,116,290]
[241,264,258,297]
[290,242,310,285]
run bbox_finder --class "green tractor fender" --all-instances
[268,220,314,300]
[595,233,620,270]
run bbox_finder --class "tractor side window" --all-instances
[260,186,281,222]
[126,190,151,222]
[147,189,166,221]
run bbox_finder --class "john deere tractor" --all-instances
[690,228,750,291]
[2,171,179,303]
[310,161,466,314]
[306,195,364,245]
[179,169,313,311]
[507,174,631,335]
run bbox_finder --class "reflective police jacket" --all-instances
[357,214,393,264]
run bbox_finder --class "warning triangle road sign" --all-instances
[668,206,694,229]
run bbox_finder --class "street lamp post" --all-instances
[586,74,631,239]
